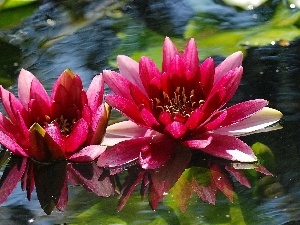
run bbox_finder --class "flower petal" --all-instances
[214,51,243,84]
[192,133,257,162]
[68,162,114,196]
[214,99,268,129]
[0,157,27,204]
[0,130,28,157]
[139,56,161,95]
[103,70,137,103]
[148,146,191,209]
[164,121,187,139]
[117,55,146,93]
[182,38,199,77]
[18,69,35,109]
[64,118,88,154]
[86,75,104,112]
[69,145,107,162]
[139,135,176,170]
[214,107,283,136]
[105,94,145,126]
[162,37,179,73]
[97,137,152,168]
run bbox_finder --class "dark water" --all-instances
[0,0,300,224]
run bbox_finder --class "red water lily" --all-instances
[98,37,282,169]
[97,37,282,209]
[0,69,113,214]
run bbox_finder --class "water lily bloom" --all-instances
[97,37,282,209]
[0,69,113,214]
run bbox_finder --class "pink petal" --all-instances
[203,66,243,113]
[0,87,28,125]
[139,135,176,169]
[210,164,234,202]
[0,157,27,204]
[139,56,161,95]
[199,57,215,96]
[18,69,35,109]
[68,162,114,196]
[164,121,187,139]
[105,94,145,126]
[64,118,88,154]
[191,178,217,204]
[105,120,150,138]
[182,38,199,77]
[214,51,243,84]
[103,70,137,103]
[29,123,65,161]
[214,107,282,136]
[117,55,146,94]
[101,121,154,146]
[162,37,179,73]
[140,107,161,130]
[148,146,191,209]
[97,137,152,168]
[192,133,257,162]
[225,165,251,188]
[56,177,68,212]
[88,104,109,145]
[216,99,268,128]
[69,145,107,162]
[182,134,213,149]
[86,75,104,112]
[0,130,28,157]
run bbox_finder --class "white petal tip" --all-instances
[226,149,257,162]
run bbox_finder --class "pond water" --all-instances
[0,0,300,224]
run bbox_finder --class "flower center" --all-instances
[152,87,204,122]
[58,115,75,135]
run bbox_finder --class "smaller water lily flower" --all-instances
[0,69,113,214]
[97,37,282,209]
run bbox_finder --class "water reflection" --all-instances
[0,0,299,224]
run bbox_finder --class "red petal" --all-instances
[18,69,35,109]
[105,94,145,126]
[64,118,88,154]
[164,121,187,139]
[86,75,104,112]
[182,38,199,77]
[103,70,138,103]
[210,164,234,202]
[214,51,243,84]
[217,99,268,128]
[0,157,27,204]
[97,137,152,168]
[202,67,243,114]
[0,130,28,157]
[199,57,215,96]
[139,56,161,95]
[68,162,114,196]
[69,145,106,162]
[148,147,191,209]
[139,135,175,169]
[191,133,257,162]
[162,37,179,72]
[225,166,251,188]
[182,133,213,149]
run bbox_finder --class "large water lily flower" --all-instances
[0,69,113,214]
[97,37,282,208]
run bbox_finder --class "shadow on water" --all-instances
[0,0,299,224]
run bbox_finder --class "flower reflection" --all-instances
[0,69,113,214]
[98,37,282,209]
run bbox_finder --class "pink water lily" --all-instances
[0,69,113,214]
[98,37,282,171]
